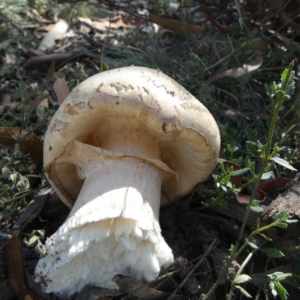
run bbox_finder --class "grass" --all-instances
[1,0,300,299]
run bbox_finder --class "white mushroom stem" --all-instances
[35,141,178,296]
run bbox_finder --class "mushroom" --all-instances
[34,66,220,296]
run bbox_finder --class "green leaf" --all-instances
[261,171,274,180]
[281,62,295,97]
[270,157,297,171]
[221,185,227,192]
[232,168,250,176]
[294,261,300,275]
[270,282,278,297]
[286,219,298,224]
[246,141,263,157]
[220,174,231,185]
[257,233,272,242]
[250,206,264,213]
[252,200,261,206]
[235,285,252,298]
[260,248,284,258]
[274,210,289,222]
[274,281,288,300]
[274,222,288,229]
[247,242,259,250]
[234,274,252,284]
[268,272,292,281]
[281,68,289,84]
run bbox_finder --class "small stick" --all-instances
[100,17,112,72]
[167,238,218,299]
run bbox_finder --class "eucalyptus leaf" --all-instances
[270,157,297,171]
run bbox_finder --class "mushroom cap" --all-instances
[44,66,220,207]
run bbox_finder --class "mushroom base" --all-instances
[35,158,174,296]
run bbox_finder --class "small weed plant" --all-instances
[202,62,297,300]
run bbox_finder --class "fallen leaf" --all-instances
[38,19,69,51]
[198,53,263,99]
[235,193,251,204]
[258,177,291,192]
[29,96,49,116]
[53,78,70,104]
[281,12,300,31]
[206,53,263,86]
[46,59,56,79]
[12,188,51,233]
[1,94,21,110]
[24,269,51,300]
[78,16,134,33]
[36,98,49,118]
[0,231,12,250]
[113,274,170,299]
[0,127,43,166]
[148,14,205,34]
[4,52,16,65]
[25,51,82,67]
[76,285,124,299]
[203,0,230,33]
[4,236,42,300]
[217,158,244,187]
[235,189,265,204]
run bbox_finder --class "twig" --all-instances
[167,238,218,299]
[203,43,245,72]
[100,17,112,72]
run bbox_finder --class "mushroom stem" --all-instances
[35,148,176,296]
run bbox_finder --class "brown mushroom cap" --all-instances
[44,66,220,208]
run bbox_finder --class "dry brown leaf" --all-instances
[36,98,49,118]
[25,51,81,67]
[217,158,244,188]
[113,274,170,299]
[202,0,230,33]
[235,189,265,204]
[0,231,12,250]
[206,53,263,86]
[268,29,296,45]
[281,12,300,30]
[258,177,291,192]
[28,96,47,113]
[13,189,51,232]
[53,78,70,104]
[38,19,69,51]
[78,16,134,34]
[214,21,230,34]
[0,127,43,166]
[4,52,16,66]
[4,236,42,300]
[249,38,269,50]
[1,94,21,111]
[148,14,205,34]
